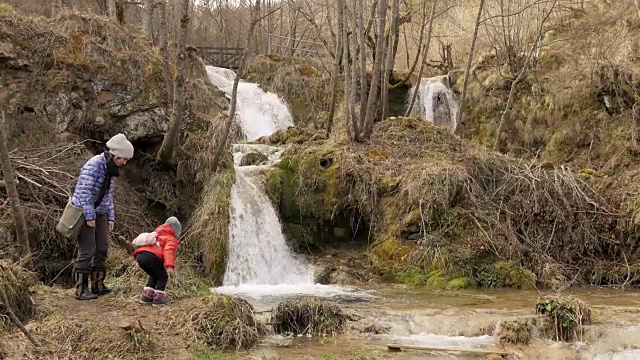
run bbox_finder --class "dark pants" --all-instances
[76,214,109,272]
[135,251,168,291]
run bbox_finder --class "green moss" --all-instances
[425,270,447,288]
[445,276,476,290]
[240,152,268,166]
[384,266,429,286]
[476,261,537,289]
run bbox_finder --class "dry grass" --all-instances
[271,297,347,336]
[178,295,264,351]
[274,117,633,286]
[5,313,158,360]
[183,168,236,286]
[536,294,591,342]
[245,54,335,130]
[0,259,36,328]
[497,317,539,345]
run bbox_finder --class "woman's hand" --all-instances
[86,220,95,228]
[108,221,114,232]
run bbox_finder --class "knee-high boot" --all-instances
[90,267,112,296]
[75,270,97,300]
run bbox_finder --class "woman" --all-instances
[71,133,134,300]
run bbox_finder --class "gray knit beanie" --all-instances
[106,133,134,159]
[165,216,181,238]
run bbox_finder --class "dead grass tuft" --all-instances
[271,297,346,336]
[179,295,264,351]
[497,317,539,345]
[536,294,591,342]
[183,168,236,285]
[0,259,36,328]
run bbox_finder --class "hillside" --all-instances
[0,6,229,281]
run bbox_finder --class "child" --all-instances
[132,216,180,305]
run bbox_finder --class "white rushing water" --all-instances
[206,66,373,302]
[408,75,460,133]
[205,66,294,141]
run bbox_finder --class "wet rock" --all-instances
[313,266,335,285]
[240,151,269,166]
[360,324,390,335]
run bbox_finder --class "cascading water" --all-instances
[206,67,294,141]
[408,75,460,133]
[205,66,373,302]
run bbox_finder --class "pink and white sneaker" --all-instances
[139,287,155,304]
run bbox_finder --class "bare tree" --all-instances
[0,111,32,268]
[340,0,355,140]
[634,0,640,21]
[405,0,438,116]
[142,0,154,39]
[159,0,173,105]
[381,0,400,120]
[456,0,485,131]
[356,0,368,129]
[360,0,388,139]
[107,0,117,18]
[157,0,190,165]
[325,0,344,137]
[349,1,361,140]
[494,0,557,150]
[210,0,263,173]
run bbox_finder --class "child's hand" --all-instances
[167,267,174,274]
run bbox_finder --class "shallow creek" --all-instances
[231,285,640,359]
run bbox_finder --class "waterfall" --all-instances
[222,144,314,286]
[408,75,460,133]
[205,66,373,302]
[205,66,294,141]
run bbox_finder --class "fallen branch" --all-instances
[0,288,40,348]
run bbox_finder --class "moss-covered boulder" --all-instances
[240,152,268,166]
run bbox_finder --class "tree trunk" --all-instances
[0,111,32,268]
[381,0,400,120]
[326,0,345,137]
[349,2,360,140]
[107,0,117,18]
[360,0,388,139]
[116,0,126,24]
[405,0,437,117]
[456,0,485,132]
[157,0,190,165]
[635,0,640,21]
[159,0,173,105]
[96,0,108,16]
[356,0,368,130]
[340,0,354,140]
[210,0,262,173]
[143,0,154,39]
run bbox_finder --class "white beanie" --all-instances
[106,133,134,159]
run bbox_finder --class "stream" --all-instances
[241,286,640,359]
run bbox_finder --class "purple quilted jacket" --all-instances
[71,154,116,221]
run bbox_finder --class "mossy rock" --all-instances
[476,261,537,289]
[240,152,268,166]
[498,317,537,345]
[445,276,476,290]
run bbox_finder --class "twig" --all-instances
[0,288,41,348]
